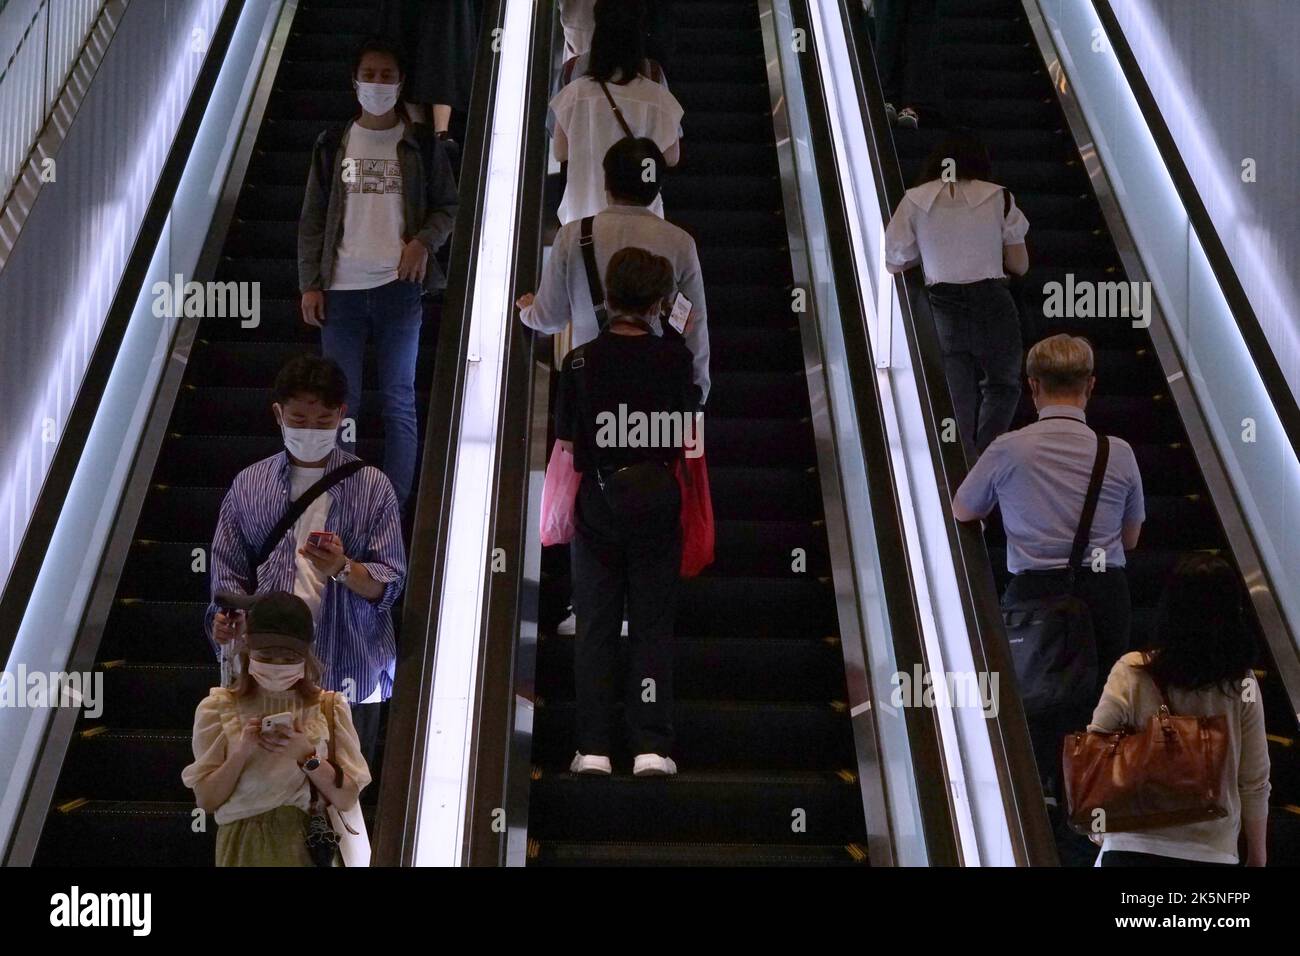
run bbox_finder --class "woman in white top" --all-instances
[551,0,683,225]
[1088,554,1270,867]
[182,592,370,867]
[885,129,1029,459]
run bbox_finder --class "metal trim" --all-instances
[1,0,260,866]
[0,0,247,750]
[775,0,964,866]
[758,0,895,868]
[1019,0,1300,726]
[462,0,555,867]
[372,0,508,867]
[834,0,1058,866]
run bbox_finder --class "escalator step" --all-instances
[529,840,868,867]
[532,700,856,771]
[536,634,846,701]
[95,663,219,728]
[527,771,866,843]
[38,801,215,867]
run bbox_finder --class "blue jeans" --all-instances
[320,280,423,505]
[927,278,1023,461]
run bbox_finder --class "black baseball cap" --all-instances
[216,590,314,654]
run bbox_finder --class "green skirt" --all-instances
[215,806,315,867]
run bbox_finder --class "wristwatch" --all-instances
[331,558,352,584]
[301,755,322,773]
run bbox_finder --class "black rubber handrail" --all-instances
[0,0,247,687]
[789,0,961,866]
[834,0,1058,865]
[1092,0,1300,463]
[371,0,508,867]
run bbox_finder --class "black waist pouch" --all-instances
[597,460,677,521]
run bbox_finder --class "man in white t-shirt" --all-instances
[298,38,459,508]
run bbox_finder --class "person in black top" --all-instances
[554,247,700,777]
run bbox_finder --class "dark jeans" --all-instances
[1006,567,1131,866]
[571,471,681,757]
[1101,850,1234,868]
[320,280,424,506]
[874,0,942,113]
[928,278,1022,460]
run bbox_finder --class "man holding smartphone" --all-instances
[207,355,407,766]
[517,137,710,405]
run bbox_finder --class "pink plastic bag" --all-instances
[540,443,582,546]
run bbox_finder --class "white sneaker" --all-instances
[896,106,919,129]
[884,101,898,124]
[556,612,626,636]
[633,753,678,777]
[570,752,612,775]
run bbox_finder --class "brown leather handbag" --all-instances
[1062,669,1230,835]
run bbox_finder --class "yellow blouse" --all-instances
[181,686,371,826]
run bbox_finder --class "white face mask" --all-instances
[281,423,336,463]
[356,81,400,116]
[248,660,305,693]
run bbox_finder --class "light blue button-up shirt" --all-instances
[954,405,1145,574]
[520,204,710,402]
[204,449,406,699]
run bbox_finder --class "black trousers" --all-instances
[571,471,681,756]
[873,0,942,113]
[351,701,384,774]
[1005,567,1131,866]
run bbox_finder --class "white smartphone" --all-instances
[667,292,692,334]
[261,711,294,735]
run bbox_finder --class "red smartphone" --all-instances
[306,531,335,550]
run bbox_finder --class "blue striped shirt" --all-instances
[204,448,406,700]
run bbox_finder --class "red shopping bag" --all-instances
[540,443,582,546]
[677,452,714,577]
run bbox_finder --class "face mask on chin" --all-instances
[281,423,337,463]
[355,81,400,116]
[248,660,305,693]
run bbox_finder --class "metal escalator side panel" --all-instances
[799,0,1059,865]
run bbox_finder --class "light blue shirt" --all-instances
[954,405,1145,574]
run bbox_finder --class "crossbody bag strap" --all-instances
[1067,431,1110,581]
[578,216,608,329]
[599,81,636,139]
[255,459,368,570]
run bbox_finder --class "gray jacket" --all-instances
[298,120,458,295]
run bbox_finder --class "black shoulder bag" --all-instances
[578,215,608,329]
[249,460,368,574]
[1001,430,1110,716]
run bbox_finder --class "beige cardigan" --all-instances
[1087,652,1270,864]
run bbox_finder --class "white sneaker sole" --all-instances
[556,614,628,637]
[633,755,678,777]
[570,754,612,775]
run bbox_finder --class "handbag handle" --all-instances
[315,691,360,835]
